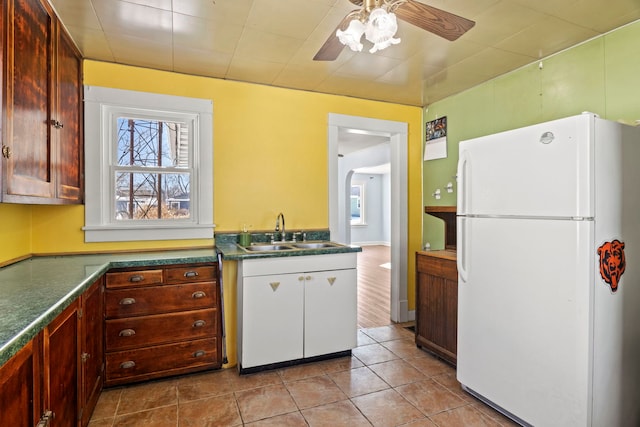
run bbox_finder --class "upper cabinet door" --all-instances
[2,0,83,204]
[4,0,55,200]
[55,27,83,202]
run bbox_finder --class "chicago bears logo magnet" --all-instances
[597,240,626,292]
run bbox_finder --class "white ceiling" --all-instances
[50,0,640,106]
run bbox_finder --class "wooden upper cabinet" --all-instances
[2,0,83,204]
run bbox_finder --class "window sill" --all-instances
[82,224,215,243]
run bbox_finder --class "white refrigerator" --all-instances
[456,112,640,426]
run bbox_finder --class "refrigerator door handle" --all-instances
[457,216,469,283]
[457,150,470,214]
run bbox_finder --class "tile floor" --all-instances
[89,324,519,426]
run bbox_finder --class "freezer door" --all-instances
[457,114,594,218]
[457,216,593,426]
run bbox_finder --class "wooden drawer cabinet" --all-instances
[106,308,217,351]
[104,263,222,386]
[106,338,218,383]
[415,250,458,365]
[105,282,216,318]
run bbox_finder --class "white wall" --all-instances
[350,172,391,245]
[337,143,391,244]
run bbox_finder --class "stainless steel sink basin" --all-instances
[291,242,342,249]
[242,244,294,252]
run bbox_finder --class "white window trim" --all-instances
[83,86,214,242]
[350,182,366,226]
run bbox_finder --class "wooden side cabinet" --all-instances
[1,0,83,204]
[0,278,103,427]
[104,263,223,386]
[415,250,458,365]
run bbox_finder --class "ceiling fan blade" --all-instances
[395,0,475,41]
[313,12,356,61]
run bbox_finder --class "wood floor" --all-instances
[357,245,391,329]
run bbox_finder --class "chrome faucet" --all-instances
[275,212,285,241]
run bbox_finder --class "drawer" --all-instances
[105,338,218,386]
[106,308,217,351]
[416,254,457,281]
[106,269,163,289]
[165,265,217,284]
[105,282,217,318]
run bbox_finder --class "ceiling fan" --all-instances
[314,0,475,61]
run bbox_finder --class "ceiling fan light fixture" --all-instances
[364,7,401,53]
[336,19,366,52]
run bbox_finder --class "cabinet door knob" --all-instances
[119,328,136,337]
[50,119,64,129]
[119,297,136,305]
[129,274,144,282]
[1,145,11,159]
[192,320,206,328]
[184,271,199,278]
[270,282,280,291]
[120,360,136,369]
[305,276,312,281]
[193,350,206,358]
[298,276,304,281]
[327,277,336,285]
[191,291,206,299]
[36,410,53,427]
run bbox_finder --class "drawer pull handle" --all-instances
[129,275,144,282]
[192,291,206,299]
[193,320,206,328]
[119,297,136,305]
[119,328,136,337]
[184,271,199,278]
[193,350,206,358]
[120,360,136,369]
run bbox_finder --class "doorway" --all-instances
[328,113,409,323]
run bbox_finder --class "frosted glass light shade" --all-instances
[364,8,401,53]
[336,19,366,52]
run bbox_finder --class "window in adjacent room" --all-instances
[83,86,214,242]
[351,183,365,225]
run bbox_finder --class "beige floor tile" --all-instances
[351,388,425,427]
[177,369,239,402]
[278,362,326,382]
[368,359,426,387]
[113,405,177,427]
[400,419,439,427]
[404,354,455,378]
[357,330,377,346]
[329,366,389,397]
[396,378,467,416]
[301,400,372,427]
[245,411,309,426]
[178,393,242,426]
[285,374,347,409]
[428,404,503,426]
[360,325,407,342]
[352,343,399,365]
[88,418,114,427]
[116,380,178,415]
[381,338,433,359]
[90,387,122,419]
[432,371,474,402]
[318,355,364,373]
[470,402,522,426]
[235,383,298,423]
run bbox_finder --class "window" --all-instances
[351,183,365,225]
[83,86,213,242]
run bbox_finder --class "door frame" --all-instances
[328,113,409,323]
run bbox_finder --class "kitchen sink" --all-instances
[242,244,295,252]
[291,242,342,249]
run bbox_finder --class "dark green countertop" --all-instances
[0,249,218,367]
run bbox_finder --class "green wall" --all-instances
[423,20,640,249]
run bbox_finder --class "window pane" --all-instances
[351,184,362,224]
[116,118,189,168]
[115,172,191,220]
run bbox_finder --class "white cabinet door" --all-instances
[304,268,357,358]
[241,273,303,368]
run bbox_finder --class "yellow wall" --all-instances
[1,62,424,359]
